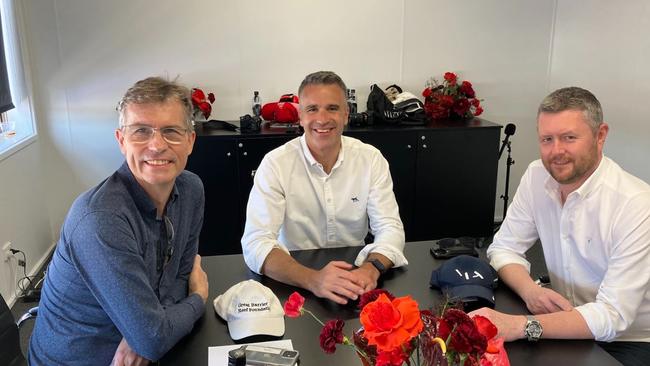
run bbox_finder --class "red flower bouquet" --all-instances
[191,88,215,120]
[283,290,509,366]
[422,72,483,120]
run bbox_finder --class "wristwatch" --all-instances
[367,258,387,275]
[524,315,543,341]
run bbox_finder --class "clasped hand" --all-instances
[309,260,378,305]
[522,285,573,314]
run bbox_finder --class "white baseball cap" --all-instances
[213,280,285,340]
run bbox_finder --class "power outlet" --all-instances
[2,241,12,262]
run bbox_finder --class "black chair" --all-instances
[1,293,37,366]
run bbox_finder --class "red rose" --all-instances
[191,89,206,104]
[198,102,212,119]
[207,92,215,103]
[376,348,408,366]
[359,289,395,309]
[460,81,476,98]
[444,72,457,85]
[319,319,345,354]
[439,95,455,108]
[475,106,484,116]
[422,87,433,98]
[452,321,486,354]
[360,294,423,352]
[425,101,449,120]
[473,315,497,340]
[453,98,471,117]
[283,291,305,318]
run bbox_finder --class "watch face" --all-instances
[525,319,543,340]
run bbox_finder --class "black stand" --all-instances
[495,140,515,233]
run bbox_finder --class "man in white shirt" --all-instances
[471,87,650,366]
[242,71,406,305]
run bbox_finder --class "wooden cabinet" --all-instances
[187,119,501,255]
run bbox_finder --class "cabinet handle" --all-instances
[226,152,231,157]
[421,135,426,140]
[238,143,244,148]
[422,144,427,149]
[407,144,412,149]
[251,169,257,178]
[243,151,248,156]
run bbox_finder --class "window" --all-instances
[0,0,36,160]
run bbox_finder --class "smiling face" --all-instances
[298,83,349,162]
[116,100,195,200]
[537,109,608,193]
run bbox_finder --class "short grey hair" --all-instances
[117,76,194,131]
[537,87,603,134]
[298,71,348,101]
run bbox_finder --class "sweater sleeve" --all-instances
[69,211,204,361]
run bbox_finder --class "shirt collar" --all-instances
[572,155,606,199]
[543,154,607,201]
[299,135,345,171]
[117,162,179,218]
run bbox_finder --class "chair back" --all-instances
[0,293,26,366]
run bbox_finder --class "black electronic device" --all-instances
[233,345,299,366]
[203,119,239,131]
[430,237,479,259]
[239,114,261,132]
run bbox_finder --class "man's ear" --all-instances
[187,131,196,155]
[597,122,609,147]
[115,128,127,155]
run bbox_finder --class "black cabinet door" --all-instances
[186,136,241,255]
[414,128,500,240]
[346,129,417,241]
[236,135,297,234]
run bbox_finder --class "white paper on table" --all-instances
[208,339,294,366]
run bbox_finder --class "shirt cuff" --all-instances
[575,302,618,342]
[186,293,207,323]
[487,248,532,273]
[354,243,408,268]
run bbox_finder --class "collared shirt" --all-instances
[488,156,650,342]
[242,135,407,274]
[29,163,205,365]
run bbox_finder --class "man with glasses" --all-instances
[29,77,209,365]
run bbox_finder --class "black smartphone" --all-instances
[430,237,478,259]
[238,345,300,366]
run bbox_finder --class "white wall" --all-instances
[550,0,650,183]
[2,0,649,303]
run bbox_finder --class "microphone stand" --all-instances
[496,140,515,233]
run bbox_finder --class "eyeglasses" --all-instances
[157,215,175,272]
[121,124,189,145]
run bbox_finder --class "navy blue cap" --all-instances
[430,255,498,308]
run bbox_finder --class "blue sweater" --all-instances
[29,163,206,365]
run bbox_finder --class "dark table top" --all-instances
[160,241,621,365]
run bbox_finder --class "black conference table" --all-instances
[161,241,621,365]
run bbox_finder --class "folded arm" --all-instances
[71,212,205,361]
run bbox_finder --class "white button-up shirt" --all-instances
[488,157,650,341]
[242,135,407,274]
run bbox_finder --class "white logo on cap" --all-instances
[455,269,484,280]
